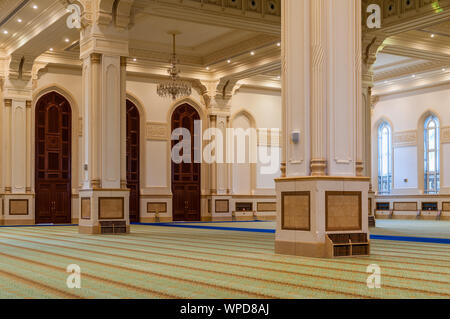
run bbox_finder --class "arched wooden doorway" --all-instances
[35,92,72,224]
[171,104,201,221]
[126,100,140,223]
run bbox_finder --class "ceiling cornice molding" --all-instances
[382,45,450,63]
[133,0,280,35]
[374,60,447,82]
[129,47,203,65]
[373,68,450,97]
[363,0,450,36]
[36,51,82,68]
[373,57,419,72]
[203,34,280,66]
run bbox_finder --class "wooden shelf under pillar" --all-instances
[99,221,127,234]
[325,233,370,258]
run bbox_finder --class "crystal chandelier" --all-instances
[157,33,192,100]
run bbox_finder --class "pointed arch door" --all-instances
[171,104,201,221]
[35,92,72,224]
[126,100,140,223]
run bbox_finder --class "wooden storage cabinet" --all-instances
[236,203,253,212]
[326,233,370,258]
[99,221,127,234]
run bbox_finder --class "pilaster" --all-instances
[78,23,130,234]
[1,78,34,225]
[310,0,328,176]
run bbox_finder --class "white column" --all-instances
[226,115,232,194]
[282,0,311,178]
[275,0,369,258]
[120,56,127,189]
[26,100,32,192]
[209,114,217,194]
[78,32,130,233]
[1,79,34,225]
[82,53,102,189]
[3,99,12,193]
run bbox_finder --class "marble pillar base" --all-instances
[0,194,34,226]
[78,188,130,234]
[274,176,370,258]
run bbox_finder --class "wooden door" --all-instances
[35,92,71,224]
[171,104,201,221]
[126,100,140,223]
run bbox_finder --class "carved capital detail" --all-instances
[90,53,102,64]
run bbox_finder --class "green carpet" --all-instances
[0,224,448,299]
[371,220,450,239]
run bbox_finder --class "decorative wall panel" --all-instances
[81,198,91,219]
[99,197,124,219]
[441,127,450,144]
[257,202,276,212]
[393,202,418,211]
[215,200,229,213]
[394,130,417,148]
[326,192,362,231]
[282,192,310,231]
[147,202,167,213]
[9,199,28,216]
[146,122,168,141]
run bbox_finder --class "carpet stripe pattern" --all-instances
[0,225,448,299]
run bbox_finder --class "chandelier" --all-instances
[157,32,192,100]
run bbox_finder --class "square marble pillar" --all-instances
[0,194,34,225]
[78,189,130,234]
[275,177,370,258]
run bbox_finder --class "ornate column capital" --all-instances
[90,53,102,64]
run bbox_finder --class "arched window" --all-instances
[424,116,440,194]
[378,122,392,194]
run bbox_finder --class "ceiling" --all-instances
[0,0,449,95]
[373,19,450,96]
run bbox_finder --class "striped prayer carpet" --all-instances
[0,224,448,299]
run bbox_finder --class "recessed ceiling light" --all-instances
[206,66,210,71]
[250,51,255,56]
[3,30,8,34]
[64,38,70,42]
[431,34,435,38]
[227,59,231,64]
[277,42,281,47]
[49,48,53,51]
[277,76,281,79]
[133,58,136,62]
[17,18,22,23]
[443,68,447,72]
[412,74,416,78]
[32,4,38,9]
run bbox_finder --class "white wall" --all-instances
[230,88,282,193]
[372,84,450,194]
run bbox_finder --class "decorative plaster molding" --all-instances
[374,60,446,82]
[133,0,281,35]
[146,122,168,141]
[393,130,417,148]
[362,0,450,35]
[441,127,450,144]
